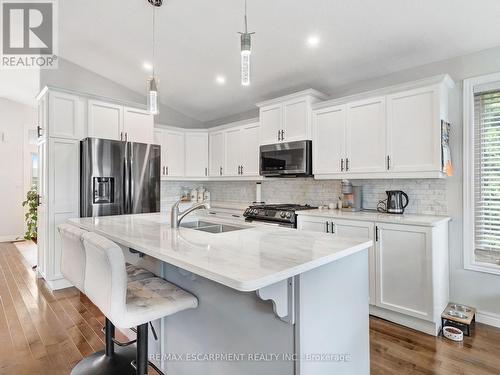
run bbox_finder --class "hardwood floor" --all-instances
[1,241,499,375]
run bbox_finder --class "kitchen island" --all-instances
[69,212,372,375]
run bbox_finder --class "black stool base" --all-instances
[71,345,137,375]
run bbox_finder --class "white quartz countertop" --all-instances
[297,209,451,227]
[68,213,372,292]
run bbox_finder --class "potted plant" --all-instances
[22,186,38,243]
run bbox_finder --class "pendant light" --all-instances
[147,0,162,115]
[238,0,255,86]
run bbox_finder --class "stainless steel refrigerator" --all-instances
[80,138,161,217]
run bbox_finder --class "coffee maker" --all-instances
[341,180,363,212]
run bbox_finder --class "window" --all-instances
[464,73,500,274]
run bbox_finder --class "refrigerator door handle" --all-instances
[123,142,131,214]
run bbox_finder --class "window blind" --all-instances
[474,89,500,265]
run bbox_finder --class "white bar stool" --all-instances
[81,231,198,375]
[58,224,155,375]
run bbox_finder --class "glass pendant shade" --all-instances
[240,33,252,86]
[147,77,159,115]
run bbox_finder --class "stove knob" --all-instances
[285,212,292,219]
[280,211,286,218]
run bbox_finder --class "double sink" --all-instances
[179,220,247,234]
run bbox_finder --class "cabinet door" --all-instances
[334,219,375,305]
[346,97,387,173]
[313,105,346,175]
[297,216,329,232]
[48,91,84,139]
[375,223,432,320]
[209,131,225,176]
[224,128,242,176]
[164,131,185,177]
[185,133,208,177]
[153,129,167,177]
[260,105,282,145]
[123,107,154,144]
[241,123,260,176]
[387,87,441,172]
[283,98,309,141]
[88,100,123,141]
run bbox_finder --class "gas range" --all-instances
[243,203,317,228]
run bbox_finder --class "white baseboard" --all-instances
[46,277,73,291]
[476,310,500,328]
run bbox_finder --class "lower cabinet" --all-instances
[297,217,375,305]
[297,214,449,335]
[375,223,432,320]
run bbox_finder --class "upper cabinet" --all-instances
[346,96,387,174]
[48,91,85,140]
[386,86,442,173]
[154,127,185,178]
[88,99,123,141]
[185,132,209,178]
[123,107,154,144]
[312,75,454,179]
[88,100,154,143]
[258,90,328,145]
[209,131,225,177]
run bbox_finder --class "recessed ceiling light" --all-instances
[306,35,320,48]
[215,75,226,85]
[143,62,153,71]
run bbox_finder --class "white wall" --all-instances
[0,98,37,241]
[40,58,204,129]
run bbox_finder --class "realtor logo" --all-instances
[1,0,58,69]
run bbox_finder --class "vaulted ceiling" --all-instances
[59,0,500,123]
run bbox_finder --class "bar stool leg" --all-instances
[136,323,149,375]
[105,318,115,357]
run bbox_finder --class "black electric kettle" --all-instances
[377,190,409,214]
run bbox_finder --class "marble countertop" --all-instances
[297,209,451,227]
[68,213,372,292]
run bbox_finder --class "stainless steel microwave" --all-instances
[260,140,312,177]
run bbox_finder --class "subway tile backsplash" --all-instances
[161,178,447,216]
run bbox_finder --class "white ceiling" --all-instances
[59,0,500,122]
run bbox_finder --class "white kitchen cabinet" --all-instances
[123,107,154,144]
[346,96,387,173]
[297,215,375,304]
[297,213,449,335]
[312,105,346,175]
[259,104,282,144]
[224,127,242,176]
[185,132,209,177]
[312,75,453,179]
[209,131,225,176]
[240,122,260,176]
[88,99,123,141]
[154,129,167,178]
[48,91,85,140]
[386,86,442,173]
[36,138,48,279]
[258,90,327,145]
[164,130,185,177]
[375,223,433,320]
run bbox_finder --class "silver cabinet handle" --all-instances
[326,221,330,233]
[125,132,128,142]
[277,130,281,141]
[331,222,335,234]
[162,166,165,175]
[205,167,208,176]
[341,158,344,172]
[386,155,391,170]
[220,166,223,176]
[120,131,123,141]
[241,165,244,175]
[281,129,285,141]
[37,125,43,138]
[166,166,168,175]
[346,158,349,171]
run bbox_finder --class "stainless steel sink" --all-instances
[179,220,247,234]
[195,224,245,234]
[179,220,218,229]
